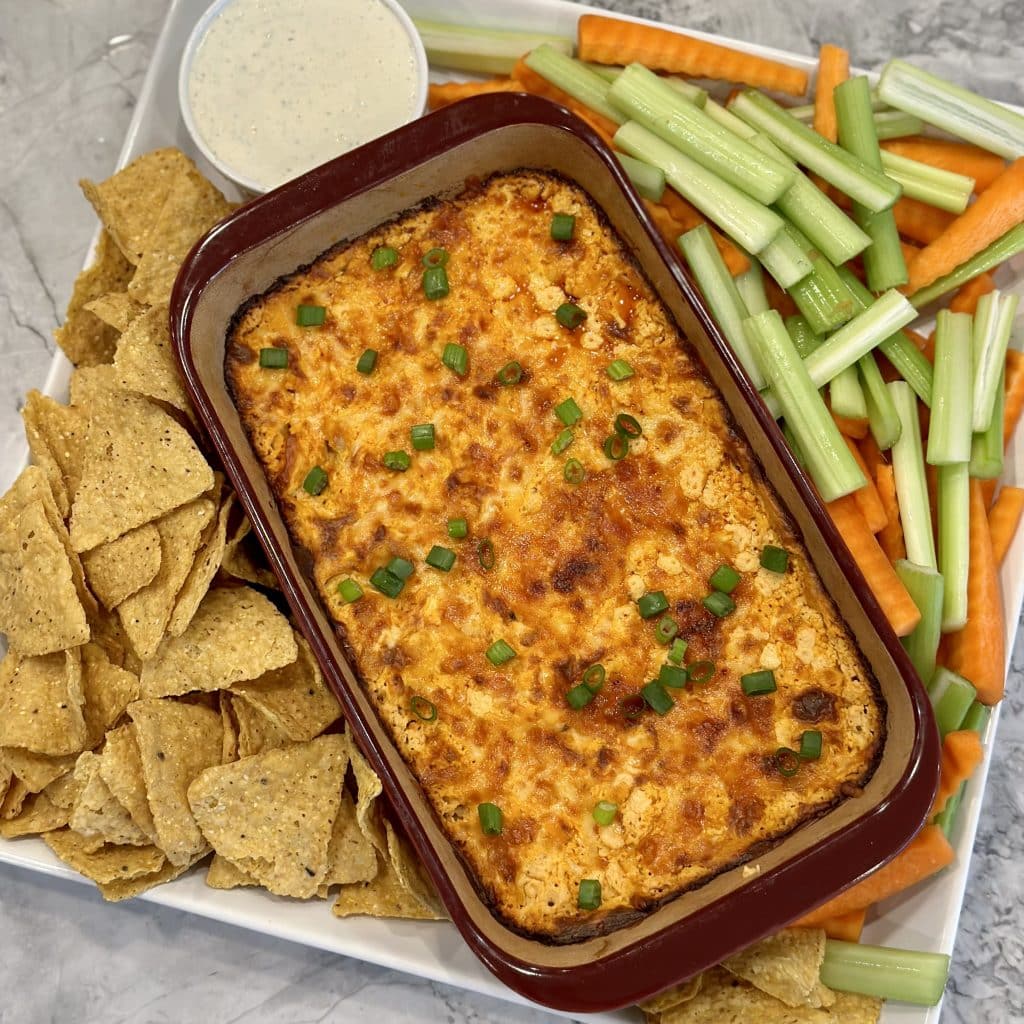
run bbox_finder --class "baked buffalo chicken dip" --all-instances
[226,170,884,941]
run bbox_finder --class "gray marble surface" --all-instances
[1,0,1022,1021]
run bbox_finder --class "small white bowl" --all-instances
[178,0,429,196]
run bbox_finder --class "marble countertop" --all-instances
[1,1,1022,1021]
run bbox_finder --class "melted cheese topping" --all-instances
[226,172,884,940]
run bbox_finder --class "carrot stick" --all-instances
[813,44,849,143]
[945,478,1005,704]
[880,138,1007,194]
[858,432,887,482]
[794,825,955,926]
[904,328,929,352]
[907,158,1024,294]
[577,14,809,96]
[658,189,750,275]
[764,276,798,318]
[817,909,867,944]
[981,479,998,509]
[832,411,869,441]
[900,239,921,265]
[949,272,996,314]
[826,494,921,636]
[930,729,984,816]
[1004,349,1024,448]
[892,197,957,245]
[511,58,619,142]
[876,464,906,562]
[988,485,1024,566]
[843,435,888,533]
[427,78,525,110]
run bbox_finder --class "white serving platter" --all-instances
[2,0,1022,1021]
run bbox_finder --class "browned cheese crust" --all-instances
[226,171,884,940]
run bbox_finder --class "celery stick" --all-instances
[745,310,866,500]
[609,65,794,205]
[735,261,770,315]
[937,463,970,631]
[896,561,944,683]
[678,225,765,388]
[614,121,784,254]
[788,254,858,336]
[704,99,758,139]
[748,134,871,266]
[969,368,1004,479]
[783,421,808,466]
[730,90,902,212]
[788,89,886,122]
[872,110,925,140]
[934,698,990,837]
[911,224,1024,308]
[928,666,977,737]
[879,150,973,214]
[616,153,666,202]
[583,62,621,83]
[830,366,868,419]
[413,20,572,76]
[927,310,974,465]
[878,59,1024,159]
[834,76,908,292]
[972,291,1020,431]
[785,315,822,358]
[663,76,709,109]
[962,699,990,734]
[758,227,813,289]
[820,940,950,1006]
[525,45,624,124]
[890,381,937,569]
[859,352,902,450]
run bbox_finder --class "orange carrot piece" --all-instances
[945,479,1005,705]
[826,494,921,636]
[843,435,888,533]
[900,239,921,265]
[816,909,867,944]
[794,825,955,926]
[981,478,998,509]
[904,328,929,352]
[876,464,906,563]
[832,412,869,441]
[930,729,984,816]
[988,485,1024,566]
[880,138,1007,193]
[764,276,798,318]
[891,197,957,246]
[1004,349,1024,448]
[577,14,809,96]
[858,433,887,482]
[659,188,750,275]
[813,44,849,143]
[427,78,525,110]
[907,158,1024,294]
[511,59,619,142]
[949,272,996,314]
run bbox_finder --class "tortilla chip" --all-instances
[0,649,86,756]
[69,751,150,846]
[43,828,165,885]
[139,587,297,699]
[219,694,239,764]
[129,698,222,866]
[205,853,259,890]
[221,511,279,589]
[723,929,828,1009]
[21,395,71,517]
[113,304,193,414]
[81,644,140,745]
[385,820,446,918]
[19,392,88,508]
[167,495,233,637]
[640,975,703,1015]
[98,725,157,843]
[117,499,215,660]
[69,386,213,552]
[43,769,84,810]
[0,790,69,837]
[53,230,130,366]
[346,730,386,854]
[187,734,347,898]
[97,850,204,901]
[822,993,882,1023]
[332,853,443,922]
[317,789,378,895]
[82,524,162,610]
[84,291,146,332]
[2,749,77,794]
[230,695,292,758]
[80,149,197,264]
[0,500,90,655]
[1,778,31,819]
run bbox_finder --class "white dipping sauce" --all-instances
[188,0,420,190]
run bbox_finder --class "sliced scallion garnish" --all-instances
[591,801,618,827]
[478,802,503,835]
[485,639,516,666]
[302,466,328,495]
[563,458,586,485]
[259,347,288,369]
[370,246,398,270]
[422,265,449,300]
[383,450,411,472]
[637,591,669,619]
[447,518,468,540]
[550,213,576,241]
[702,590,735,617]
[410,695,437,721]
[356,348,378,375]
[555,302,587,329]
[551,428,574,455]
[296,304,326,327]
[709,564,740,594]
[441,343,468,376]
[425,545,456,572]
[555,397,583,426]
[411,423,436,452]
[641,679,674,715]
[577,878,602,910]
[337,578,363,603]
[741,669,777,696]
[606,359,635,381]
[495,360,523,386]
[476,538,495,571]
[566,683,595,709]
[369,566,404,598]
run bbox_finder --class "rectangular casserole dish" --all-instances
[169,93,939,1013]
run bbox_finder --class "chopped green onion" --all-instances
[637,590,669,619]
[709,564,740,594]
[386,557,414,581]
[410,695,437,722]
[369,566,405,598]
[686,660,715,684]
[616,152,666,202]
[422,265,449,300]
[641,679,674,715]
[441,343,468,376]
[703,591,735,618]
[566,683,595,709]
[476,538,495,571]
[654,615,678,644]
[927,310,973,466]
[928,666,976,739]
[555,397,584,426]
[302,466,328,495]
[741,669,777,696]
[421,247,449,268]
[383,450,411,472]
[337,578,363,603]
[412,19,571,76]
[370,245,399,270]
[485,639,516,666]
[592,801,618,826]
[606,358,635,381]
[889,381,937,569]
[356,348,378,375]
[411,423,436,452]
[895,560,945,684]
[658,664,688,688]
[667,638,688,665]
[774,747,801,777]
[425,545,456,572]
[478,802,503,835]
[972,291,1019,432]
[550,213,576,241]
[577,878,603,910]
[613,413,642,439]
[820,939,950,1006]
[447,518,468,539]
[937,463,970,631]
[582,664,606,693]
[259,347,288,369]
[551,428,575,455]
[760,545,789,573]
[555,302,588,329]
[603,433,629,460]
[296,304,326,327]
[495,360,523,386]
[563,459,586,485]
[799,730,823,760]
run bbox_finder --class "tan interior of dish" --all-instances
[184,121,921,968]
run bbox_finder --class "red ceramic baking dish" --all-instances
[170,94,939,1013]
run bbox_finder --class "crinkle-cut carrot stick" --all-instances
[511,58,619,142]
[930,729,984,817]
[659,188,750,275]
[945,478,1005,705]
[577,14,809,96]
[906,158,1024,295]
[988,485,1024,566]
[827,494,921,636]
[842,434,888,532]
[892,197,957,246]
[949,272,996,314]
[832,411,869,441]
[881,138,1007,194]
[794,825,955,926]
[427,78,526,110]
[876,463,907,562]
[813,44,849,143]
[817,908,867,944]
[1004,349,1024,448]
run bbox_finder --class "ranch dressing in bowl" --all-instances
[181,0,427,193]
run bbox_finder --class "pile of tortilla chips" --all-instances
[0,148,442,920]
